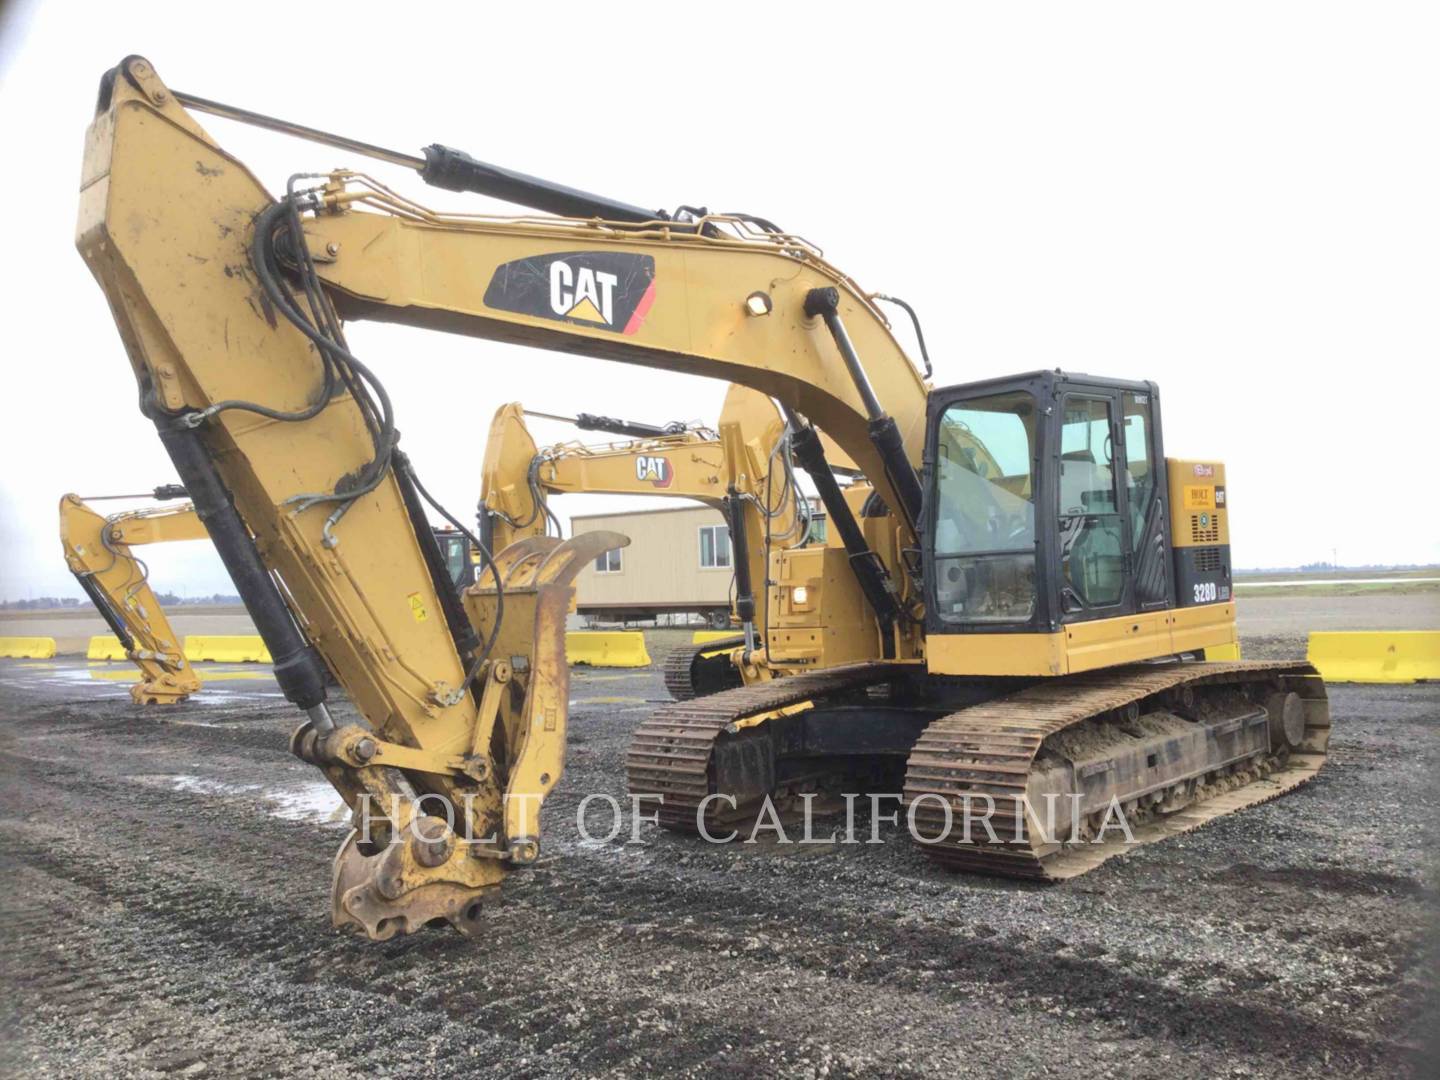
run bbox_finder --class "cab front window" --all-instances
[931,391,1038,624]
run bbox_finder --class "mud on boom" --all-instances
[77,56,1327,939]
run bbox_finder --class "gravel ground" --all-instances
[0,645,1435,1079]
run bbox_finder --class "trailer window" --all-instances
[699,524,731,569]
[931,390,1038,623]
[594,548,622,574]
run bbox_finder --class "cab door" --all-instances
[1117,387,1171,609]
[1056,390,1135,621]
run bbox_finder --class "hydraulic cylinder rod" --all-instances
[72,570,136,652]
[724,487,759,656]
[572,413,686,439]
[151,415,333,726]
[785,412,900,653]
[804,288,925,531]
[170,88,664,223]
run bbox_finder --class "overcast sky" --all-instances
[1,1,1436,600]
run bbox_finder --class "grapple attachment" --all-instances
[325,531,627,940]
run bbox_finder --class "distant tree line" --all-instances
[0,597,86,610]
[1237,562,1438,575]
[163,593,243,605]
[1,594,242,610]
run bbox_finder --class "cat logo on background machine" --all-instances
[634,454,673,488]
[484,251,656,335]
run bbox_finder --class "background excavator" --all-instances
[59,486,205,703]
[480,383,819,699]
[77,57,1328,938]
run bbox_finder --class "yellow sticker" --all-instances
[1183,486,1214,510]
[407,592,429,622]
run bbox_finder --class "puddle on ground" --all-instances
[77,665,269,683]
[48,665,135,684]
[169,773,348,827]
[573,837,650,859]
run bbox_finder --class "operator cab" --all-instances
[432,528,476,590]
[922,370,1221,639]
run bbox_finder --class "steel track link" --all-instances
[661,635,745,701]
[628,662,910,829]
[902,660,1331,880]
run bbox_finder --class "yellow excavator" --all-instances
[76,57,1328,937]
[480,383,816,698]
[59,486,208,703]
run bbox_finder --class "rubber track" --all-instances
[628,661,910,828]
[662,636,745,701]
[903,660,1330,880]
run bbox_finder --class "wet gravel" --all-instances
[0,647,1435,1078]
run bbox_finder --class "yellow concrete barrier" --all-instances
[87,635,129,660]
[1203,642,1242,661]
[0,637,56,659]
[692,630,739,644]
[184,635,273,663]
[1307,631,1440,684]
[566,631,651,668]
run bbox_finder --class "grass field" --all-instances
[1234,567,1440,597]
